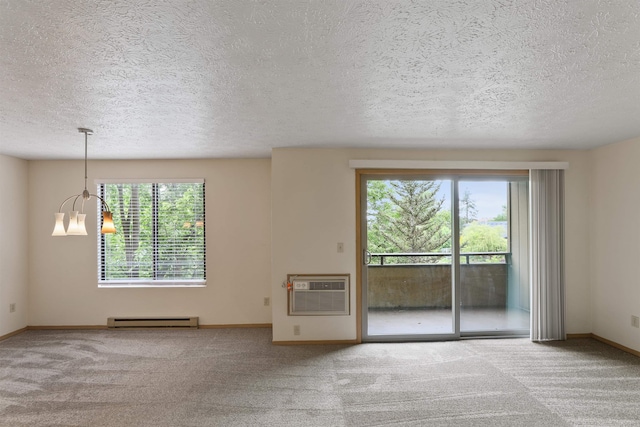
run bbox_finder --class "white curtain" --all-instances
[530,169,565,341]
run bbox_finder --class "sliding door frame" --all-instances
[355,169,529,343]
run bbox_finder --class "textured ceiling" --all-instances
[1,0,640,160]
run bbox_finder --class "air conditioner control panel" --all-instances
[293,281,309,290]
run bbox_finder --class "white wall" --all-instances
[28,159,271,327]
[0,154,29,336]
[12,146,599,343]
[271,150,357,342]
[591,137,640,352]
[271,148,592,342]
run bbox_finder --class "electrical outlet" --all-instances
[263,297,270,307]
[337,242,344,253]
[632,315,639,328]
[293,325,301,335]
[9,303,16,313]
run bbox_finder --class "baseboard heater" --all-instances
[107,317,199,329]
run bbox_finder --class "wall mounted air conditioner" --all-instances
[288,275,350,316]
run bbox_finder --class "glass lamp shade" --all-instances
[66,211,86,236]
[52,212,67,236]
[101,211,116,234]
[76,213,88,235]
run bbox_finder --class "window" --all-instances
[98,179,205,286]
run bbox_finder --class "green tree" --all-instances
[117,184,142,278]
[460,189,477,227]
[102,183,204,280]
[493,205,508,221]
[366,181,397,253]
[460,223,507,263]
[157,184,205,279]
[374,180,449,262]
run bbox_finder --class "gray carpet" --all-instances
[1,329,639,426]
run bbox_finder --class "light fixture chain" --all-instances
[84,130,88,192]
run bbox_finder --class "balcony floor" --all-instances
[366,307,530,337]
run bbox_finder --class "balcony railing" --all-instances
[369,252,510,266]
[366,253,510,309]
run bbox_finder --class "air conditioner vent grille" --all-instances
[289,275,349,316]
[294,291,346,312]
[308,281,345,290]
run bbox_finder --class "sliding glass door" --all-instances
[458,179,530,336]
[361,172,529,341]
[363,178,456,339]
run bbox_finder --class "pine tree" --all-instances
[460,189,478,227]
[376,180,449,262]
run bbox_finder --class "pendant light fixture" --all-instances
[52,128,116,236]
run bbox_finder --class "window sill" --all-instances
[98,281,206,289]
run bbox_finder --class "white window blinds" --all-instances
[530,169,565,341]
[98,180,205,285]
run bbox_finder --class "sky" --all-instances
[437,180,507,220]
[369,179,510,221]
[458,181,507,220]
